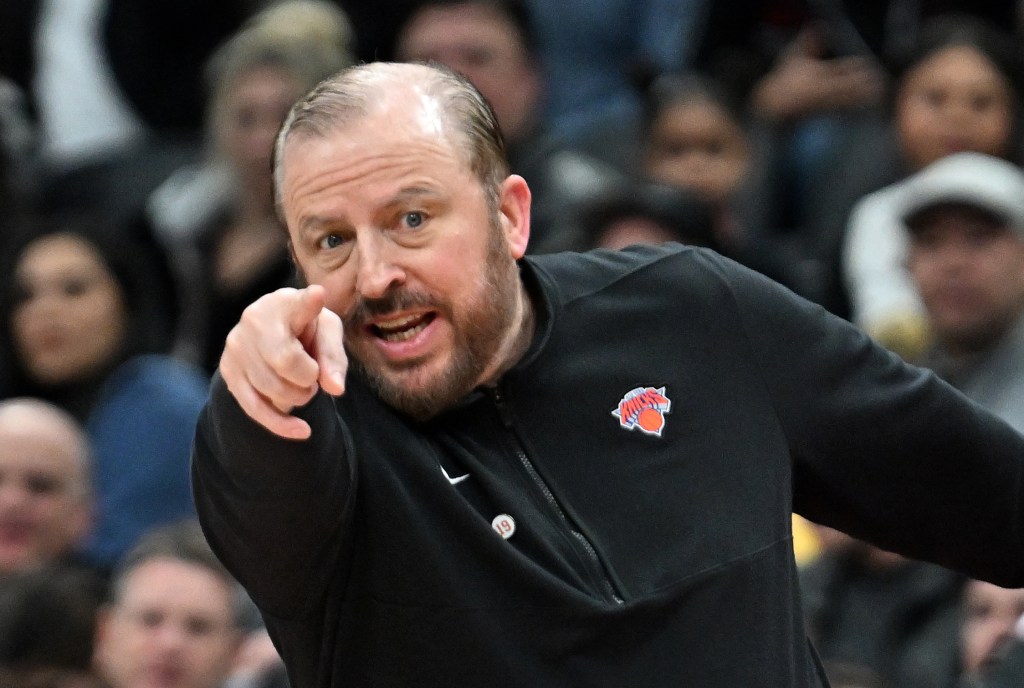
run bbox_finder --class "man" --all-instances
[958,579,1024,687]
[0,398,93,575]
[900,152,1024,433]
[394,0,621,253]
[192,62,1024,686]
[896,151,1024,686]
[93,520,246,688]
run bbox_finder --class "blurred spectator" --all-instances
[0,77,33,244]
[522,0,708,171]
[694,3,1020,322]
[639,71,808,295]
[694,1,873,105]
[0,398,93,576]
[693,2,886,303]
[0,0,253,224]
[0,564,106,687]
[394,0,622,254]
[892,151,1024,687]
[0,218,208,573]
[958,580,1024,687]
[93,520,247,688]
[578,179,716,251]
[800,530,964,688]
[148,0,355,372]
[842,15,1023,360]
[642,74,751,220]
[897,152,1024,432]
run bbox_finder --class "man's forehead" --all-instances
[0,415,85,461]
[907,202,1017,236]
[297,80,449,143]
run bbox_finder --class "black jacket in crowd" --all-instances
[192,244,1024,687]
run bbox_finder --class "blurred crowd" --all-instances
[2,0,1024,686]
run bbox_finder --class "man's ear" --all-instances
[499,174,531,259]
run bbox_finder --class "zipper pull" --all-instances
[488,386,514,429]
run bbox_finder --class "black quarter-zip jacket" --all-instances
[192,244,1024,687]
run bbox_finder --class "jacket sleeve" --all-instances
[191,372,357,618]
[711,252,1024,586]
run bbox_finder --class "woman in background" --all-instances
[0,216,208,574]
[149,0,355,373]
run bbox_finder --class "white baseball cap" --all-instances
[893,152,1024,235]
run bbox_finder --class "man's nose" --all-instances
[152,620,190,652]
[354,236,406,299]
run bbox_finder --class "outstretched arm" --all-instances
[192,285,356,617]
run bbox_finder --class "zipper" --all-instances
[489,386,624,604]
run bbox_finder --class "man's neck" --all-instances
[481,278,536,387]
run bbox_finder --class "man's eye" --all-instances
[404,212,425,228]
[319,234,344,249]
[25,474,60,496]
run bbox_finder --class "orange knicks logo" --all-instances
[611,386,672,437]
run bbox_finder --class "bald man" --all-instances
[0,398,93,575]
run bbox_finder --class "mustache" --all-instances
[342,288,442,328]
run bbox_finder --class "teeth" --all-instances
[373,313,431,342]
[381,320,428,342]
[376,314,421,331]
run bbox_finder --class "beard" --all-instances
[343,220,522,420]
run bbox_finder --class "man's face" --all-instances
[0,414,90,573]
[960,580,1024,680]
[907,205,1024,354]
[282,97,530,418]
[396,4,539,142]
[94,558,242,688]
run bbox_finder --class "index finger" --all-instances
[312,306,347,396]
[291,285,328,339]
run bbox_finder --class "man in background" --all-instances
[93,520,247,688]
[901,152,1024,433]
[394,0,620,253]
[0,397,93,576]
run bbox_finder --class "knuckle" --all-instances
[266,344,303,372]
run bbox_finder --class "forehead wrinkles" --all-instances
[284,131,463,210]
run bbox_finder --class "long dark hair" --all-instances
[0,212,178,399]
[885,12,1024,162]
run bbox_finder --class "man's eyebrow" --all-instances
[296,188,445,234]
[386,187,444,206]
[298,216,334,235]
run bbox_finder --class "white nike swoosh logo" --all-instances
[440,465,469,485]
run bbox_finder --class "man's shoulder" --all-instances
[525,243,738,304]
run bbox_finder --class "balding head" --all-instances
[273,62,508,219]
[0,398,92,574]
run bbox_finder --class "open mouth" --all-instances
[370,312,436,343]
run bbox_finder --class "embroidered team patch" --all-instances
[611,386,671,436]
